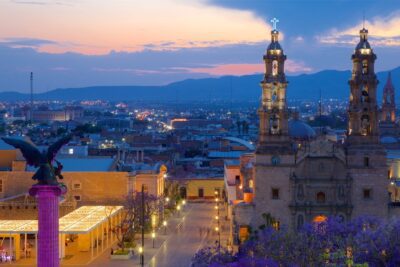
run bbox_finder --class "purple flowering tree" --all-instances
[192,216,400,266]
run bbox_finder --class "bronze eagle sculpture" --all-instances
[1,134,73,185]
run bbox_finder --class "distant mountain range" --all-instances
[1,67,399,102]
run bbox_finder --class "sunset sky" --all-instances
[0,0,399,92]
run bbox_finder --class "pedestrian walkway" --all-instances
[88,202,215,267]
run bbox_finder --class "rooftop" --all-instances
[0,205,123,234]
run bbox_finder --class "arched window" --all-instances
[272,60,278,76]
[362,60,368,74]
[361,115,370,135]
[316,192,326,203]
[270,113,280,134]
[361,85,369,103]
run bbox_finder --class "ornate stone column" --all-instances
[30,185,66,267]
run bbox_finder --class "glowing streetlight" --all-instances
[215,215,219,220]
[215,198,219,202]
[215,205,218,210]
[182,200,186,205]
[151,232,156,248]
[177,205,181,211]
[163,220,167,235]
[139,246,144,266]
[215,226,219,232]
[165,197,170,203]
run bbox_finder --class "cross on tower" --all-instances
[270,17,279,30]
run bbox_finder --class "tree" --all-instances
[193,216,400,266]
[109,192,161,251]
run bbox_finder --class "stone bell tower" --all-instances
[347,27,380,144]
[252,19,295,228]
[257,18,291,153]
[346,27,388,219]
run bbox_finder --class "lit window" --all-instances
[73,183,81,190]
[272,60,278,76]
[249,180,254,188]
[272,221,280,230]
[73,195,81,201]
[68,148,74,155]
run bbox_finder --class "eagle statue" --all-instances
[1,134,73,185]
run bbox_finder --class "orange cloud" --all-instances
[0,0,272,55]
[317,12,400,47]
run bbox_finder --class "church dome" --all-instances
[355,28,372,51]
[267,41,282,51]
[380,136,398,144]
[289,119,316,140]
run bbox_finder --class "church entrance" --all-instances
[313,215,327,223]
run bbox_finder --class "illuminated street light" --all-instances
[151,232,156,248]
[215,215,219,220]
[182,200,186,205]
[165,197,170,203]
[215,226,219,232]
[163,220,167,235]
[139,246,144,266]
[215,205,218,210]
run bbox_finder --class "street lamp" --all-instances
[215,196,221,251]
[139,246,144,266]
[163,220,167,235]
[151,232,156,248]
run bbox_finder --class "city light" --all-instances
[139,246,143,254]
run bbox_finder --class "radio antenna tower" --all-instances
[30,72,33,122]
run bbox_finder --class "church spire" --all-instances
[382,72,396,122]
[257,19,291,152]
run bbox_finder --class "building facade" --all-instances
[230,25,391,242]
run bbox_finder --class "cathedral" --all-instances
[228,23,397,242]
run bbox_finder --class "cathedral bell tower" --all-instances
[346,27,388,219]
[347,28,380,144]
[257,18,291,153]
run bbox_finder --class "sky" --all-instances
[0,0,399,92]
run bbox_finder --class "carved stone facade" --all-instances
[231,26,390,238]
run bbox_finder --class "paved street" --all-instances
[147,203,215,267]
[87,202,226,267]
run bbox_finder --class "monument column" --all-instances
[30,185,66,267]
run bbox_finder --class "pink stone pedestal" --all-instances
[29,185,66,267]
